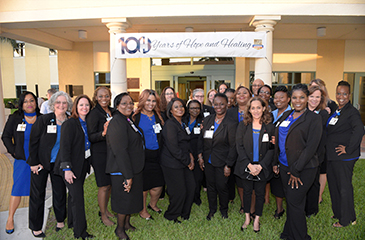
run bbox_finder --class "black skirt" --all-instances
[110,172,143,214]
[90,151,111,187]
[143,149,165,191]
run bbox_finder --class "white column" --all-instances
[102,19,130,105]
[250,16,280,86]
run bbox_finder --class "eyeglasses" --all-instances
[260,91,270,95]
[120,102,134,106]
[55,101,67,105]
[252,84,263,87]
[194,95,204,98]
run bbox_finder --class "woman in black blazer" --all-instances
[132,89,165,220]
[183,100,204,206]
[27,91,72,237]
[326,81,364,228]
[56,95,94,239]
[105,93,145,239]
[160,98,195,223]
[226,86,252,213]
[198,93,237,220]
[235,97,274,233]
[1,91,40,235]
[274,84,322,240]
[86,87,115,226]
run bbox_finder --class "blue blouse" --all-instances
[138,114,159,150]
[238,111,244,122]
[252,128,260,162]
[79,118,90,151]
[188,119,196,133]
[208,121,220,164]
[50,125,61,163]
[272,105,292,124]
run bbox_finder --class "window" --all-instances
[13,42,25,57]
[16,85,27,98]
[50,85,59,91]
[152,57,234,66]
[94,72,110,88]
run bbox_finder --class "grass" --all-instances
[45,160,365,239]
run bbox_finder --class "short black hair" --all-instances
[224,88,235,94]
[213,92,228,103]
[114,92,133,107]
[166,98,186,119]
[17,91,40,115]
[337,80,351,92]
[274,85,290,98]
[258,84,272,96]
[292,83,309,96]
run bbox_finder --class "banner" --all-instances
[114,32,267,59]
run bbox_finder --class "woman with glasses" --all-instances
[132,89,165,220]
[235,97,274,233]
[2,91,41,235]
[183,100,204,206]
[326,81,364,228]
[258,85,276,111]
[106,93,145,239]
[160,87,177,121]
[198,93,237,220]
[160,98,195,223]
[86,87,115,226]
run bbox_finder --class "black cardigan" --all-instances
[160,117,191,169]
[326,102,364,161]
[55,117,91,178]
[28,113,65,170]
[234,122,275,180]
[198,114,237,168]
[274,110,322,178]
[105,111,145,179]
[2,110,42,160]
[86,103,115,154]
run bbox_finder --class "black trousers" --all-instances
[205,163,229,215]
[280,166,317,240]
[241,178,266,216]
[29,163,66,231]
[192,160,204,204]
[161,165,195,220]
[65,162,89,238]
[227,166,236,201]
[305,167,320,216]
[327,160,357,226]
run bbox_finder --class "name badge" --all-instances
[153,123,162,134]
[280,120,290,127]
[47,125,57,133]
[17,124,26,132]
[203,112,210,118]
[204,130,214,139]
[329,117,338,125]
[85,149,91,159]
[262,133,269,142]
[194,127,201,135]
[131,124,139,132]
[185,127,191,135]
[106,116,113,121]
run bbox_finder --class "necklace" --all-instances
[57,118,66,124]
[215,115,224,123]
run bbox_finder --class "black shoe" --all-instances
[221,213,228,219]
[5,228,14,234]
[32,231,46,238]
[139,214,154,220]
[306,212,318,218]
[274,209,285,219]
[56,226,63,232]
[173,219,181,224]
[206,212,215,221]
[147,204,162,214]
[76,233,94,239]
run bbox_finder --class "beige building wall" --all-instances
[0,42,16,98]
[316,40,345,100]
[344,40,365,72]
[235,57,250,88]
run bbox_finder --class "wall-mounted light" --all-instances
[317,27,326,37]
[185,27,194,32]
[78,30,87,39]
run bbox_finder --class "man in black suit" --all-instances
[192,88,215,118]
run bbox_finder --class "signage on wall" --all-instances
[114,32,267,59]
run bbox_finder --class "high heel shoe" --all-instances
[139,214,154,220]
[147,204,162,214]
[5,228,14,234]
[32,231,46,238]
[253,223,260,233]
[274,209,285,219]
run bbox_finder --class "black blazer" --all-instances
[198,114,237,168]
[235,122,275,180]
[28,113,65,170]
[2,110,42,160]
[55,117,91,178]
[316,109,329,164]
[105,111,145,179]
[86,103,114,154]
[183,114,203,160]
[274,110,322,178]
[160,117,191,169]
[133,111,163,148]
[326,102,364,161]
[202,104,215,117]
[226,106,243,123]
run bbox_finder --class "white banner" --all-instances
[114,32,267,59]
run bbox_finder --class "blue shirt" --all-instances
[238,111,244,122]
[138,114,159,150]
[50,125,61,163]
[208,121,220,164]
[188,119,196,133]
[252,128,260,162]
[79,118,90,151]
[272,105,292,124]
[278,112,301,166]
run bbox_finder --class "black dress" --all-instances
[105,111,145,214]
[86,103,114,187]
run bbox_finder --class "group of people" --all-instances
[2,78,363,240]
